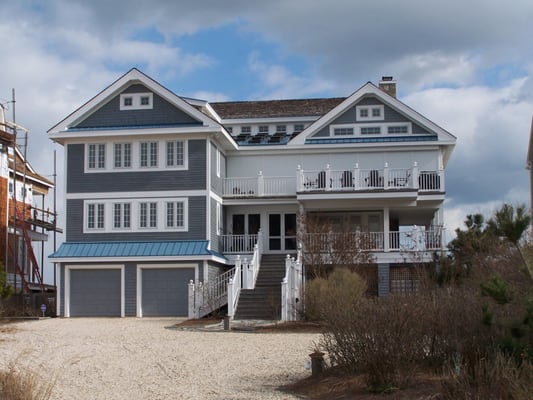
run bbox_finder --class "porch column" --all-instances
[257,171,264,196]
[412,162,419,189]
[383,208,390,252]
[383,163,390,190]
[353,163,360,190]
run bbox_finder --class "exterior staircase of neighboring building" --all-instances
[234,254,289,320]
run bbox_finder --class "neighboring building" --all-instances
[527,115,533,226]
[49,69,456,318]
[0,106,58,297]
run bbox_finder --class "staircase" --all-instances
[234,254,289,320]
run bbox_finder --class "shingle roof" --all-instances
[210,97,346,120]
[50,240,225,259]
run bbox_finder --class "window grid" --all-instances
[276,125,287,133]
[88,144,105,169]
[149,142,158,167]
[87,203,105,229]
[166,140,184,167]
[387,125,409,134]
[294,124,304,132]
[333,127,354,136]
[113,203,131,229]
[361,126,382,135]
[259,125,269,134]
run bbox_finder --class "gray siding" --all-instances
[209,142,225,195]
[209,197,221,253]
[66,140,206,194]
[74,84,202,129]
[66,196,206,242]
[59,265,65,316]
[207,262,227,283]
[124,264,137,316]
[313,95,430,137]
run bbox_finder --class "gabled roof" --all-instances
[48,68,221,134]
[211,98,345,120]
[288,82,456,162]
[49,240,226,262]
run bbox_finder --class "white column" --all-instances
[383,207,390,252]
[353,163,359,190]
[257,171,264,196]
[384,163,390,189]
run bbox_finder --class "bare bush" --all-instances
[0,363,54,400]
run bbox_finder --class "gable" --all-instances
[288,82,456,158]
[310,95,432,139]
[73,83,203,129]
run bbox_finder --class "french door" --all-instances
[268,213,297,252]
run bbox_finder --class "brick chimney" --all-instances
[379,76,397,98]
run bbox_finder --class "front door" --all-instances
[268,213,297,252]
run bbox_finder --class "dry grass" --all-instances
[0,363,54,400]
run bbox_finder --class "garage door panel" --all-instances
[70,269,121,317]
[142,268,194,317]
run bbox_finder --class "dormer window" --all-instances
[241,126,251,134]
[276,125,286,133]
[120,93,153,110]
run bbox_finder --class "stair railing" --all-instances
[281,245,303,321]
[188,266,236,319]
[227,256,242,318]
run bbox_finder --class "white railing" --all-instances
[189,233,263,319]
[297,163,444,193]
[281,248,303,321]
[222,163,444,197]
[188,267,236,319]
[303,227,443,254]
[219,234,258,254]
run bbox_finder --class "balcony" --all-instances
[222,163,444,198]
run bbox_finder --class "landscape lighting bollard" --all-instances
[309,351,325,377]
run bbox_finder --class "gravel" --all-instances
[0,318,319,399]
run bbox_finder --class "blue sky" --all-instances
[1,0,533,280]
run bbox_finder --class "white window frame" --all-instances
[139,201,158,229]
[114,142,132,169]
[356,105,384,122]
[166,140,188,169]
[120,92,153,110]
[87,143,106,170]
[113,202,131,230]
[140,141,158,168]
[165,199,188,231]
[241,126,251,134]
[331,126,355,136]
[360,125,382,135]
[85,202,105,231]
[258,125,269,134]
[387,124,411,134]
[276,125,287,133]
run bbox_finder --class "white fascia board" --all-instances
[50,255,229,264]
[222,198,299,206]
[49,125,222,143]
[297,191,418,202]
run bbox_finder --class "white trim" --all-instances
[51,255,228,264]
[329,122,413,137]
[64,264,125,318]
[67,190,206,200]
[136,263,197,317]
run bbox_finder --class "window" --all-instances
[259,125,269,134]
[333,127,354,136]
[166,140,185,167]
[113,203,131,229]
[87,203,105,230]
[227,127,233,134]
[120,93,153,110]
[276,125,287,133]
[140,142,158,167]
[387,125,409,134]
[166,201,185,228]
[114,143,131,168]
[356,105,384,121]
[88,144,105,169]
[294,124,304,132]
[241,126,251,134]
[140,202,157,228]
[361,126,381,135]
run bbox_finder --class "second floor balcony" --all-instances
[222,162,444,198]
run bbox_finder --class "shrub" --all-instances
[0,363,54,400]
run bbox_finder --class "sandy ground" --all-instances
[0,318,319,400]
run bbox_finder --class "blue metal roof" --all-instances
[50,240,225,259]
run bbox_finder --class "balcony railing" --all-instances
[219,234,259,254]
[222,163,444,198]
[302,228,443,253]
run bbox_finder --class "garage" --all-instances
[69,268,122,317]
[140,267,194,317]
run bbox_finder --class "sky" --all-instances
[1,1,532,280]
